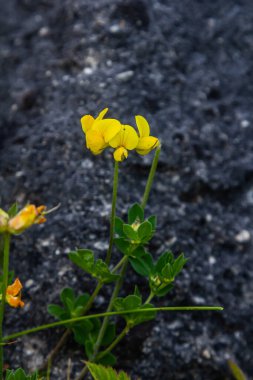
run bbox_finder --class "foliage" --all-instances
[87,362,132,380]
[5,369,41,380]
[228,360,247,380]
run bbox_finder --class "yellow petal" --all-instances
[0,209,9,233]
[113,147,128,162]
[96,108,109,120]
[8,205,37,234]
[109,125,139,150]
[93,119,121,143]
[7,278,23,297]
[135,115,150,137]
[86,130,106,154]
[81,115,95,134]
[136,136,159,155]
[6,294,24,308]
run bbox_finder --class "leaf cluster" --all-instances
[69,249,119,284]
[113,287,156,327]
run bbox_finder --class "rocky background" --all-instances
[0,0,253,379]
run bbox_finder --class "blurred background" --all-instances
[0,0,253,379]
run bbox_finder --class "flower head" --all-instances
[81,108,121,155]
[109,125,139,162]
[6,278,24,308]
[0,204,48,235]
[135,115,160,155]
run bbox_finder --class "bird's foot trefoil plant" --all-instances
[0,108,223,380]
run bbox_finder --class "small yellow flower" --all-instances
[0,205,47,235]
[81,108,121,155]
[135,115,160,155]
[6,278,24,308]
[109,125,139,162]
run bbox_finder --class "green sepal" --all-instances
[7,203,19,218]
[128,203,144,224]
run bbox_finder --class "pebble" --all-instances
[235,230,251,243]
[240,119,250,128]
[116,70,134,82]
[202,348,211,359]
[208,256,216,265]
[38,26,50,37]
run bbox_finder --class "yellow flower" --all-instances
[135,115,159,155]
[0,205,47,235]
[81,108,121,155]
[6,278,24,308]
[109,124,139,162]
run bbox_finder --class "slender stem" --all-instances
[106,161,119,265]
[141,146,161,209]
[40,281,103,371]
[144,291,155,304]
[92,260,128,358]
[95,324,130,362]
[3,306,223,342]
[46,357,51,380]
[111,255,128,273]
[75,260,128,380]
[0,233,10,379]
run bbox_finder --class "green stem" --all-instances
[0,233,10,379]
[106,161,119,265]
[95,323,130,362]
[141,146,161,209]
[111,255,128,273]
[4,306,223,342]
[92,260,128,358]
[144,291,155,304]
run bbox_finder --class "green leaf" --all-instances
[162,263,174,281]
[123,224,139,241]
[148,215,157,230]
[130,246,146,258]
[47,304,67,320]
[172,253,188,277]
[5,369,40,380]
[87,362,132,380]
[152,283,174,297]
[85,340,94,359]
[123,295,142,310]
[228,360,247,380]
[128,203,144,224]
[113,295,156,327]
[137,221,153,242]
[97,352,117,366]
[60,288,75,311]
[101,323,116,346]
[155,251,173,273]
[69,249,94,272]
[114,238,131,256]
[93,260,119,283]
[129,253,154,277]
[69,250,119,283]
[115,217,125,236]
[72,320,94,345]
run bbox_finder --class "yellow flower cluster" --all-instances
[81,108,160,162]
[0,205,46,235]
